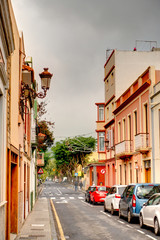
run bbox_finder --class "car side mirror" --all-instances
[143,202,147,207]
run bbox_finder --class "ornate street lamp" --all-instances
[21,67,53,100]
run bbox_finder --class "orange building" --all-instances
[114,67,152,185]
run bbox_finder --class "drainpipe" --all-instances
[151,106,155,183]
[151,101,159,183]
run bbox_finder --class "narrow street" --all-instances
[40,181,160,240]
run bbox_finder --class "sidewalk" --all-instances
[15,191,57,240]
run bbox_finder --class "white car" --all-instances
[104,185,126,215]
[140,193,160,235]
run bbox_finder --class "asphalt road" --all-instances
[40,181,160,240]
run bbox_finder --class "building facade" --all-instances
[0,1,14,239]
[114,67,153,185]
[150,68,160,183]
[96,48,160,187]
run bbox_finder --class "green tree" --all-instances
[37,101,54,152]
[52,136,96,179]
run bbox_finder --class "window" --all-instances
[99,132,105,151]
[126,185,135,198]
[118,122,121,142]
[129,163,132,183]
[152,196,160,205]
[107,107,109,120]
[99,105,104,121]
[112,102,114,115]
[119,165,122,185]
[144,103,148,133]
[124,164,127,185]
[128,115,131,141]
[123,118,126,141]
[135,162,138,183]
[134,111,137,135]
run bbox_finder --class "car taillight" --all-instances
[115,194,121,198]
[132,194,136,207]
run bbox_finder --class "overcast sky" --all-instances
[11,0,160,142]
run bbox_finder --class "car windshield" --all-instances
[118,187,126,195]
[88,186,94,191]
[98,187,106,191]
[137,185,160,199]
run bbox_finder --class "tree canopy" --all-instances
[52,136,96,178]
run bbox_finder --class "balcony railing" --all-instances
[135,133,149,153]
[115,140,133,159]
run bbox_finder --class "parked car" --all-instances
[119,183,160,223]
[104,185,126,215]
[139,193,160,235]
[85,186,95,202]
[90,186,110,204]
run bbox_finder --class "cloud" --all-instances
[11,0,160,141]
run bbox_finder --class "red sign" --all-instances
[101,169,106,175]
[38,168,44,174]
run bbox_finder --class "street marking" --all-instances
[81,200,94,207]
[137,230,145,234]
[56,200,68,204]
[100,211,111,217]
[51,197,56,200]
[78,197,84,199]
[31,224,44,227]
[145,235,157,240]
[69,197,75,199]
[117,220,125,224]
[57,188,62,195]
[60,197,65,199]
[50,199,66,240]
[126,224,133,228]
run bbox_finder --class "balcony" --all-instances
[115,140,133,159]
[135,133,150,153]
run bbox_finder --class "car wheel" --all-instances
[93,198,96,205]
[119,208,122,218]
[111,204,114,215]
[154,218,160,236]
[127,210,132,223]
[104,203,107,212]
[139,214,144,228]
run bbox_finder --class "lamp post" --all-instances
[21,67,53,100]
[20,67,53,115]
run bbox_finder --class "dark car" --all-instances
[119,183,160,223]
[85,186,95,202]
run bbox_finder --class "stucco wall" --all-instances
[0,205,5,240]
[115,50,160,100]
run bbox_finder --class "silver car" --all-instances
[104,185,126,215]
[140,193,160,235]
